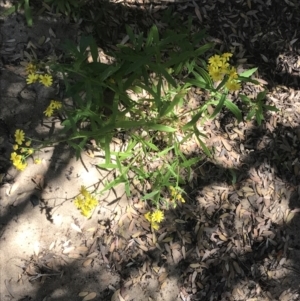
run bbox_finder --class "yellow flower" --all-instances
[208,55,223,67]
[49,100,62,109]
[152,210,164,223]
[25,140,31,146]
[208,68,223,81]
[177,195,185,203]
[151,222,160,230]
[219,62,230,74]
[13,144,18,150]
[44,106,54,117]
[14,160,27,171]
[74,196,83,209]
[25,63,37,74]
[27,148,34,155]
[80,186,89,198]
[39,74,53,87]
[81,206,92,217]
[225,80,241,91]
[221,52,233,62]
[34,158,41,164]
[10,152,18,161]
[15,129,25,145]
[74,186,98,218]
[228,67,238,80]
[26,73,39,84]
[144,212,152,222]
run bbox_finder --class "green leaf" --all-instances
[104,135,111,164]
[194,43,214,56]
[24,0,32,27]
[239,67,257,78]
[184,78,207,89]
[257,89,268,102]
[246,109,256,121]
[229,169,237,185]
[157,146,174,157]
[239,94,251,104]
[224,99,242,122]
[263,105,279,112]
[125,25,136,43]
[102,175,127,192]
[99,64,121,81]
[141,190,160,200]
[146,25,159,46]
[210,93,226,119]
[182,109,205,130]
[194,126,211,157]
[89,37,99,63]
[150,63,177,88]
[180,157,201,168]
[194,66,213,87]
[238,77,259,85]
[98,163,118,169]
[146,123,176,132]
[159,90,185,117]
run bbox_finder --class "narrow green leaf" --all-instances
[239,94,251,104]
[246,109,256,120]
[150,63,177,88]
[141,190,160,200]
[224,99,242,122]
[257,89,268,102]
[182,110,204,130]
[24,0,32,27]
[263,105,279,112]
[104,136,111,164]
[194,126,211,157]
[102,176,127,192]
[159,90,185,117]
[157,146,174,157]
[238,67,258,78]
[181,157,202,168]
[210,93,226,119]
[146,123,176,132]
[126,25,136,43]
[185,79,207,89]
[89,37,99,63]
[194,43,214,56]
[98,163,118,169]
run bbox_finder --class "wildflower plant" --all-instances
[18,22,275,223]
[74,186,98,218]
[10,129,35,171]
[44,100,63,117]
[25,62,53,87]
[144,209,165,230]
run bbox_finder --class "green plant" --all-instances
[239,89,278,125]
[43,23,275,223]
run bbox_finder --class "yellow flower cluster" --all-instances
[169,186,185,203]
[10,129,34,171]
[144,209,164,230]
[74,186,98,218]
[207,53,241,91]
[44,100,63,117]
[25,63,53,87]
